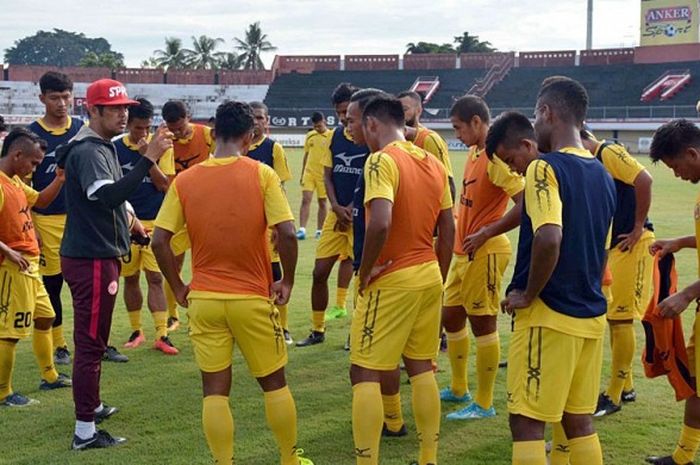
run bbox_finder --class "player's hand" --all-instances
[137,137,149,156]
[463,226,491,255]
[332,204,352,224]
[501,289,531,315]
[174,283,191,308]
[271,279,293,305]
[359,260,392,296]
[657,290,693,319]
[3,248,30,272]
[144,125,174,163]
[54,167,65,183]
[649,239,680,258]
[131,218,148,237]
[616,226,643,252]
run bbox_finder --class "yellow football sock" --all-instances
[550,422,570,465]
[278,304,289,330]
[605,323,635,405]
[0,340,17,400]
[152,311,168,339]
[568,433,602,465]
[128,309,142,332]
[512,440,546,465]
[411,371,440,465]
[352,382,382,465]
[264,386,299,465]
[336,287,348,309]
[475,332,499,409]
[202,395,234,465]
[51,325,67,349]
[673,424,700,464]
[312,311,325,333]
[446,327,470,397]
[32,328,58,383]
[382,393,404,433]
[164,282,179,320]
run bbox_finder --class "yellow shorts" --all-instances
[187,297,287,377]
[301,171,327,199]
[315,211,353,260]
[121,220,160,276]
[171,227,191,256]
[350,279,442,370]
[687,311,700,378]
[607,232,655,321]
[443,253,510,315]
[507,326,603,423]
[0,259,55,339]
[32,213,65,277]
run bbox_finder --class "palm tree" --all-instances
[454,32,495,53]
[234,22,276,70]
[184,35,225,70]
[218,52,243,70]
[153,37,187,69]
[405,41,455,54]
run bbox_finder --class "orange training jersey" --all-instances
[173,124,213,174]
[0,173,40,259]
[175,157,272,296]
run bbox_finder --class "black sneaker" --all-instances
[593,393,621,417]
[283,330,294,345]
[646,456,693,465]
[382,423,408,437]
[95,404,119,424]
[621,389,637,403]
[498,360,508,368]
[296,331,325,347]
[103,346,129,363]
[439,332,448,352]
[55,346,71,365]
[40,373,72,390]
[71,429,126,450]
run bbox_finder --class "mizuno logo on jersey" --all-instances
[122,161,135,171]
[335,152,366,167]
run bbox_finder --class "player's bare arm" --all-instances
[324,165,351,226]
[617,169,653,252]
[152,227,189,307]
[464,191,523,254]
[658,279,700,319]
[650,235,697,256]
[358,198,392,294]
[300,150,309,184]
[34,167,64,208]
[435,207,455,282]
[0,240,30,271]
[271,220,298,305]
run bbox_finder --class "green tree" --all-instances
[234,22,276,70]
[184,35,225,70]
[4,28,122,66]
[454,32,496,53]
[78,51,125,70]
[153,37,188,70]
[405,42,456,54]
[218,52,243,70]
[140,56,160,69]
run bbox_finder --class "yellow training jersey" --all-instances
[596,141,645,185]
[414,125,454,178]
[303,129,332,178]
[695,190,700,277]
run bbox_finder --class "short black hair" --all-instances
[39,71,73,94]
[249,101,268,115]
[650,119,700,163]
[331,82,359,106]
[485,112,535,160]
[128,98,154,123]
[208,116,216,124]
[361,96,406,127]
[537,76,589,126]
[311,112,325,124]
[351,88,389,112]
[396,90,422,105]
[215,101,254,143]
[450,95,490,125]
[0,127,45,158]
[161,100,188,123]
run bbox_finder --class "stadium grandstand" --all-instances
[1,43,699,152]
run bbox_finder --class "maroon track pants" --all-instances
[61,257,120,422]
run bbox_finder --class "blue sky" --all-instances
[0,0,640,67]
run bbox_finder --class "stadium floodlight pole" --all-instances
[586,0,594,49]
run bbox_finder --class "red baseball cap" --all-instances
[86,79,138,106]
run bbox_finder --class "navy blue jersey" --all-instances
[508,152,616,319]
[352,175,366,271]
[247,137,275,168]
[329,127,368,206]
[27,117,84,214]
[114,135,165,221]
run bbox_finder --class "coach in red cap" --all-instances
[56,79,172,450]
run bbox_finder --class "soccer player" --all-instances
[297,83,367,347]
[27,71,84,366]
[161,100,215,331]
[398,90,455,197]
[152,101,313,465]
[114,98,178,355]
[495,77,615,465]
[0,128,71,407]
[440,95,524,421]
[350,95,454,465]
[645,119,700,465]
[297,111,331,240]
[580,128,655,416]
